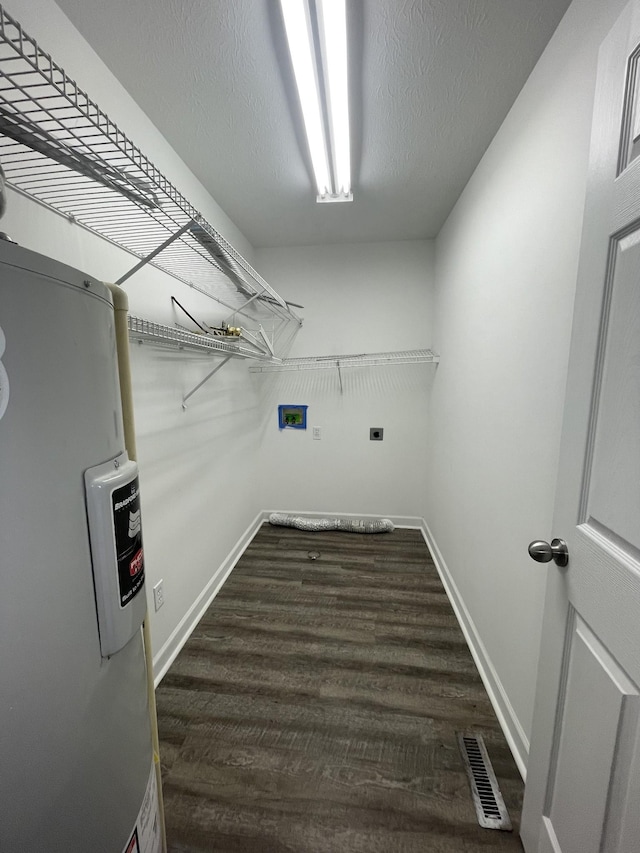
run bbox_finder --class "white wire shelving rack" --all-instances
[0,5,301,361]
[249,350,439,372]
[128,316,284,407]
[128,316,276,360]
[249,349,439,393]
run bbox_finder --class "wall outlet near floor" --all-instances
[370,427,384,441]
[153,580,165,611]
[312,426,322,440]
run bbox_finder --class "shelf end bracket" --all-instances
[182,355,233,409]
[116,219,196,286]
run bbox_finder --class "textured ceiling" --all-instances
[54,0,571,249]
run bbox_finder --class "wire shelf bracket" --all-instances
[116,219,195,286]
[182,355,232,410]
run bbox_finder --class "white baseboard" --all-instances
[419,520,529,780]
[152,510,268,687]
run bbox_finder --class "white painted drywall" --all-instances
[254,241,435,518]
[424,0,630,768]
[1,0,265,662]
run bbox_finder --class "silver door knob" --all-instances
[528,538,569,567]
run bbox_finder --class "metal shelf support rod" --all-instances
[337,360,343,394]
[182,355,232,410]
[116,219,195,285]
[222,290,263,324]
[239,327,270,357]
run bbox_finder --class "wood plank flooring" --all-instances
[156,525,524,852]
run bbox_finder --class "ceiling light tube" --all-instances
[280,0,352,203]
[280,0,331,197]
[316,0,351,200]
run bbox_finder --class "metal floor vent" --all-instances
[457,733,512,831]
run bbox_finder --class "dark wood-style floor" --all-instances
[156,525,524,852]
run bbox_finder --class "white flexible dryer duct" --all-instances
[269,513,394,533]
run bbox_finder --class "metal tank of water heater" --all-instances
[0,237,162,852]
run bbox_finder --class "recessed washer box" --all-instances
[278,404,308,429]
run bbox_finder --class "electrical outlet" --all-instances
[370,427,384,441]
[313,426,322,440]
[153,580,165,611]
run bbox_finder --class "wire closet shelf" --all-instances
[128,315,280,361]
[0,5,300,356]
[249,349,439,372]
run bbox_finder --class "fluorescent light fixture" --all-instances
[280,0,352,203]
[316,0,351,198]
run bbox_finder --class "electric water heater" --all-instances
[0,240,161,852]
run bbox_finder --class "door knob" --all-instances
[528,538,569,567]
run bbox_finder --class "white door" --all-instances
[520,3,640,852]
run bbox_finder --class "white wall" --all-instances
[254,241,435,519]
[2,0,266,669]
[424,0,630,775]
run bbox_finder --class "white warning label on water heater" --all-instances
[121,763,162,853]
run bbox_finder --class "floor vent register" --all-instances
[457,732,512,831]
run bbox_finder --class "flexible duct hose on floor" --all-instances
[269,512,394,534]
